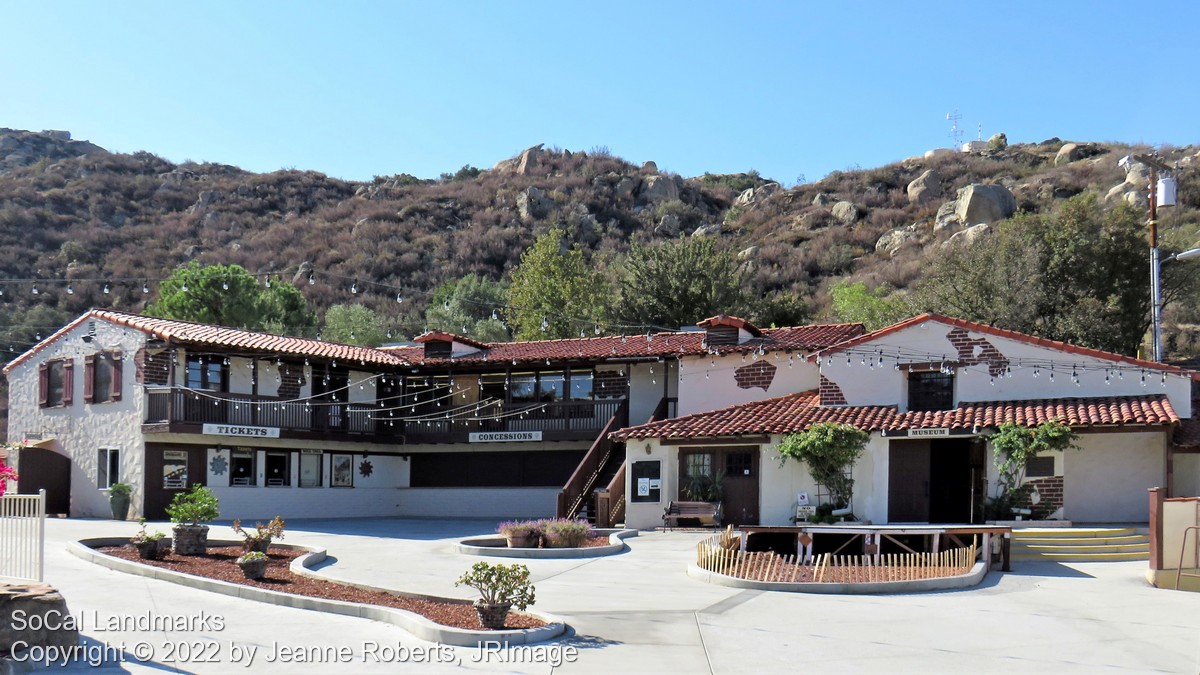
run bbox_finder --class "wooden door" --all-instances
[721,448,760,525]
[16,447,71,515]
[888,439,930,522]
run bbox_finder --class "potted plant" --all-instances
[233,516,285,553]
[108,483,132,521]
[236,551,269,580]
[542,519,593,548]
[165,484,220,556]
[455,562,536,630]
[496,520,542,548]
[130,518,167,560]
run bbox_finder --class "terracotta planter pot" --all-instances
[238,559,268,580]
[172,525,209,556]
[505,533,539,549]
[473,600,511,630]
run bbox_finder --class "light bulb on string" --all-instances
[181,283,188,292]
[102,283,110,294]
[142,282,149,294]
[222,280,228,291]
[66,284,73,295]
[350,281,358,294]
[31,285,38,295]
[308,274,315,285]
[396,293,403,303]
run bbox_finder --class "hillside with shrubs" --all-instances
[1,128,1198,365]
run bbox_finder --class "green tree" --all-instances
[617,236,752,329]
[147,262,315,333]
[829,281,914,330]
[322,304,387,347]
[425,274,509,342]
[916,194,1149,355]
[506,228,610,340]
[777,422,869,509]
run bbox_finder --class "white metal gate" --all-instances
[0,489,46,583]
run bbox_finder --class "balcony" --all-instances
[143,388,626,445]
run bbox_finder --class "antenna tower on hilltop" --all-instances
[946,110,964,147]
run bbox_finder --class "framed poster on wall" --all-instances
[331,453,354,487]
[163,450,188,489]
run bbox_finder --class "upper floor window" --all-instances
[85,351,122,404]
[186,356,225,391]
[38,358,74,408]
[908,370,954,412]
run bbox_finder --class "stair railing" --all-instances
[557,400,628,520]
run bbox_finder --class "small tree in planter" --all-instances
[165,485,220,556]
[989,420,1078,519]
[497,520,542,548]
[130,518,167,560]
[455,562,536,630]
[232,516,285,553]
[778,422,869,513]
[108,483,132,520]
[236,551,269,580]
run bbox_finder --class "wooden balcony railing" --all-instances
[594,396,677,527]
[144,388,623,444]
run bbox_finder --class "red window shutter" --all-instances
[63,359,74,406]
[111,351,123,401]
[38,362,48,407]
[84,354,96,403]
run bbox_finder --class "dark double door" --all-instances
[888,438,985,523]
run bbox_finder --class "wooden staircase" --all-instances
[1011,527,1150,562]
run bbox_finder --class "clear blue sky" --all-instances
[3,1,1198,184]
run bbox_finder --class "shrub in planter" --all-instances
[455,562,536,630]
[496,520,543,548]
[233,515,285,553]
[108,483,132,521]
[236,551,268,580]
[165,485,220,556]
[541,519,593,548]
[130,518,167,560]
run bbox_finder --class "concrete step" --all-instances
[1014,542,1149,555]
[1013,551,1149,562]
[1012,527,1138,539]
[1012,535,1148,547]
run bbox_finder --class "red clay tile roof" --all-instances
[1177,402,1200,448]
[697,314,763,336]
[3,309,409,374]
[811,313,1199,379]
[413,330,488,349]
[612,390,1180,440]
[381,323,865,366]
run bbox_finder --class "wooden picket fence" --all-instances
[696,527,977,584]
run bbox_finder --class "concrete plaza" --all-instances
[11,518,1200,673]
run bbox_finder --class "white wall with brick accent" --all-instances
[677,352,819,417]
[819,318,1192,416]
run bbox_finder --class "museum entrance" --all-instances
[888,437,986,523]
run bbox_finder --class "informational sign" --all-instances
[202,423,280,439]
[468,431,543,443]
[631,460,661,503]
[909,428,950,438]
[796,491,810,506]
[794,505,817,521]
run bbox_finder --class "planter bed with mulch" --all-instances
[73,538,567,645]
[95,544,545,631]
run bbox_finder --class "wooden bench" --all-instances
[663,501,722,529]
